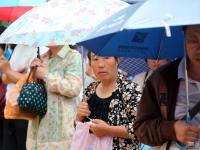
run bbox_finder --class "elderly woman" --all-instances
[76,52,141,150]
[27,45,82,150]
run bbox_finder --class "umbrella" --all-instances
[119,57,148,77]
[0,0,47,22]
[78,0,200,59]
[0,0,47,7]
[79,26,184,59]
[0,7,33,21]
[0,0,128,47]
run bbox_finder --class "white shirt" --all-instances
[133,70,152,91]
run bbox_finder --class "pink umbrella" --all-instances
[0,0,128,47]
[0,7,33,21]
[0,0,47,22]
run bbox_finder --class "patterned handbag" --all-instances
[17,77,47,118]
[17,48,47,118]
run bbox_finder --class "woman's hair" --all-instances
[0,26,16,51]
[0,26,6,50]
[87,52,118,65]
[87,52,92,62]
[69,44,77,49]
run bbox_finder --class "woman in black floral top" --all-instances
[76,53,141,150]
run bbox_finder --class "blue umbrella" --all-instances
[119,57,148,76]
[79,26,184,59]
[78,0,200,59]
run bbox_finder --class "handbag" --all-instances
[70,122,113,150]
[17,48,47,119]
[4,75,37,120]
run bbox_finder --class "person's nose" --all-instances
[97,59,105,68]
[153,61,159,68]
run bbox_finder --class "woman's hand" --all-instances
[0,55,11,73]
[35,66,46,80]
[90,119,131,139]
[90,119,110,137]
[76,101,91,122]
[30,58,46,80]
[30,58,43,69]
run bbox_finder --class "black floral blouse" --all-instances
[84,73,142,150]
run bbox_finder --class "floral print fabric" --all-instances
[84,73,142,150]
[26,46,82,150]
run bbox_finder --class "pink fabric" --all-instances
[70,122,113,150]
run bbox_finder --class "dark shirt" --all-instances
[88,91,117,122]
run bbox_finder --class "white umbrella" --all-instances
[0,0,128,47]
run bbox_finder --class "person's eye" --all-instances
[187,39,198,43]
[104,57,112,60]
[92,57,98,61]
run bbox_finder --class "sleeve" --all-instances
[44,52,82,98]
[134,76,176,146]
[82,81,97,102]
[122,81,142,140]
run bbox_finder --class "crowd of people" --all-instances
[0,23,199,150]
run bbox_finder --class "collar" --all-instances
[178,58,199,84]
[178,58,186,79]
[92,72,125,94]
[57,45,72,58]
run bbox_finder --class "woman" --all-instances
[0,44,43,150]
[76,52,141,150]
[27,45,82,150]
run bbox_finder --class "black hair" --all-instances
[0,26,6,51]
[87,52,118,65]
[87,52,92,65]
[69,44,77,49]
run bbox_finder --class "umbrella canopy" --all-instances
[0,7,33,21]
[79,26,184,59]
[119,57,148,76]
[0,0,128,47]
[0,0,47,7]
[78,0,200,59]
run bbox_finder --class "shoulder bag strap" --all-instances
[142,71,149,89]
[182,101,200,120]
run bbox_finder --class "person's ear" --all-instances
[116,58,120,65]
